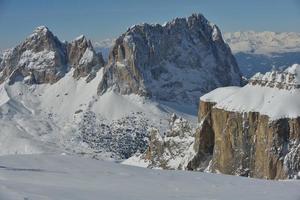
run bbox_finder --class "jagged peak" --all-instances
[29,26,54,38]
[34,25,50,33]
[25,25,56,43]
[125,13,213,34]
[187,13,207,23]
[121,13,220,46]
[74,34,87,42]
[249,64,300,89]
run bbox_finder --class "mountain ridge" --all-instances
[0,14,241,161]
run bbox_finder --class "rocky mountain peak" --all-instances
[23,26,62,52]
[0,26,104,84]
[68,35,105,80]
[32,26,51,35]
[99,13,242,104]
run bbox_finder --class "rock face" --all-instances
[0,26,104,84]
[67,35,104,80]
[98,13,242,104]
[188,65,300,179]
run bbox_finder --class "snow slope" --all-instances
[0,154,299,200]
[0,67,197,159]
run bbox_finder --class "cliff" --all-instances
[188,65,300,179]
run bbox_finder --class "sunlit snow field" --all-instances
[0,154,299,200]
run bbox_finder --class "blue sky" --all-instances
[1,0,300,49]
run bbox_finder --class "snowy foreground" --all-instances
[0,154,299,200]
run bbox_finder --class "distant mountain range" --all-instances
[223,31,300,77]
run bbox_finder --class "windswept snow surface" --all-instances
[0,154,299,200]
[201,85,300,120]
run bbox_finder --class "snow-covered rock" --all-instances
[123,114,196,169]
[98,13,242,105]
[0,26,104,84]
[202,64,300,120]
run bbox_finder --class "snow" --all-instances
[27,26,50,39]
[285,64,300,83]
[0,154,299,200]
[75,34,85,41]
[0,66,197,159]
[79,48,94,65]
[200,86,240,104]
[0,84,9,107]
[19,50,55,70]
[201,65,300,120]
[123,115,196,169]
[123,154,151,167]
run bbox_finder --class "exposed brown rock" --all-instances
[189,100,300,179]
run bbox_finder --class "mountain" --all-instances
[187,64,300,179]
[0,14,241,160]
[0,26,105,84]
[224,31,300,78]
[98,13,242,105]
[127,64,300,179]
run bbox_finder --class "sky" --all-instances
[0,0,300,50]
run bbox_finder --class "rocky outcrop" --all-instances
[189,101,300,179]
[0,26,104,84]
[98,13,242,104]
[188,66,300,179]
[67,35,104,80]
[123,114,195,169]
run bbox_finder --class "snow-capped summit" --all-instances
[201,64,300,120]
[98,13,242,104]
[0,26,104,84]
[30,26,51,37]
